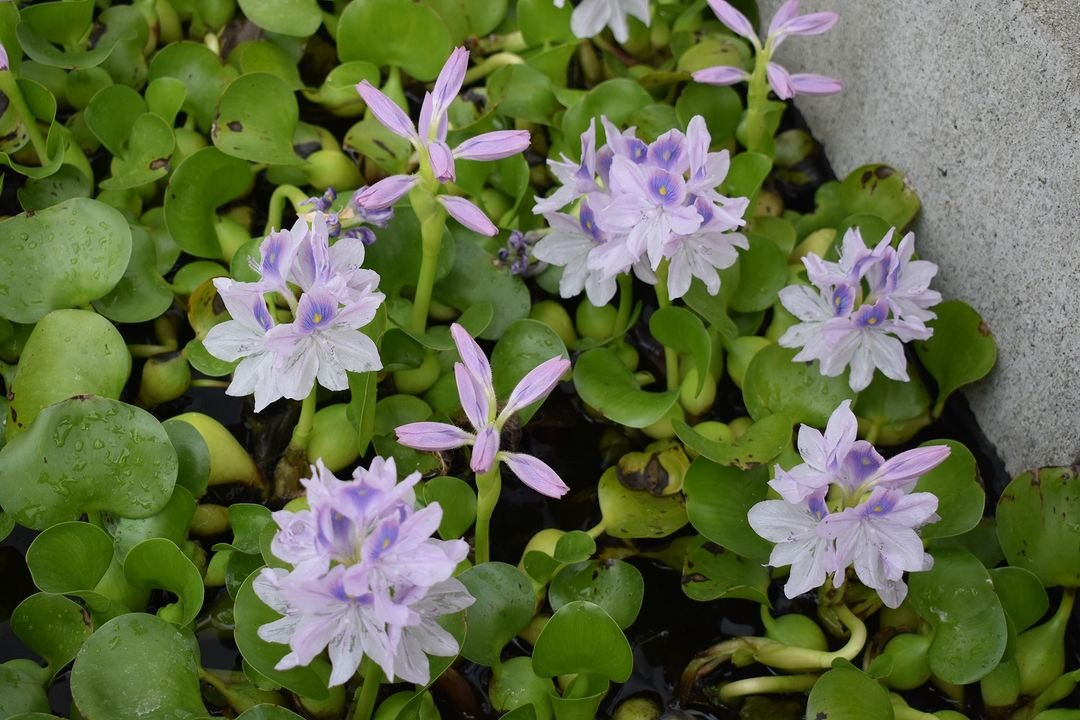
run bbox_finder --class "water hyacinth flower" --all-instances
[204,211,385,411]
[532,115,749,304]
[354,47,531,236]
[747,400,949,607]
[396,324,571,498]
[693,0,842,100]
[553,0,651,44]
[254,457,472,686]
[777,227,942,392]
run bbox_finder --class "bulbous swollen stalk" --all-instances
[473,465,503,566]
[408,182,448,335]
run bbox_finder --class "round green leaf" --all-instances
[573,348,678,429]
[0,664,51,717]
[163,417,211,498]
[674,414,790,469]
[837,164,921,230]
[908,547,1008,684]
[164,147,253,257]
[681,535,769,603]
[422,476,477,540]
[597,466,688,539]
[236,706,306,720]
[110,486,196,564]
[991,566,1049,634]
[516,0,574,46]
[912,440,984,540]
[238,0,321,36]
[125,538,205,627]
[0,397,178,529]
[85,84,146,157]
[213,73,303,165]
[6,309,130,437]
[548,559,643,629]
[553,531,595,565]
[71,613,209,720]
[92,226,174,322]
[25,521,113,593]
[337,0,453,81]
[234,572,332,700]
[17,164,93,211]
[683,459,772,562]
[148,42,236,132]
[852,371,932,445]
[532,601,632,683]
[721,151,772,200]
[16,4,118,70]
[365,208,456,296]
[145,77,187,125]
[741,344,855,426]
[11,593,94,676]
[675,83,743,144]
[806,666,895,720]
[914,300,997,412]
[649,306,711,392]
[101,114,175,190]
[490,657,554,719]
[997,466,1080,587]
[562,79,652,144]
[728,233,787,314]
[492,319,569,424]
[0,198,132,322]
[459,562,535,667]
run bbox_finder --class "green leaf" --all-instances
[491,319,569,423]
[16,164,93,211]
[562,79,653,144]
[991,567,1048,634]
[532,601,632,682]
[852,370,932,445]
[0,397,178,529]
[84,84,146,157]
[914,300,997,413]
[573,347,678,428]
[649,306,711,392]
[238,0,322,36]
[365,208,456,297]
[517,0,575,46]
[145,77,187,125]
[681,535,770,603]
[218,504,274,555]
[110,486,197,563]
[912,440,984,540]
[213,73,303,165]
[337,0,453,81]
[148,42,236,132]
[487,64,558,125]
[92,226,174,322]
[908,548,1008,684]
[0,198,132,323]
[553,531,595,564]
[164,147,253,257]
[675,83,742,144]
[683,459,772,562]
[163,419,211,498]
[459,562,536,667]
[997,466,1080,587]
[741,344,855,426]
[234,572,332,700]
[548,560,643,629]
[25,521,113,593]
[124,538,205,627]
[806,666,895,720]
[236,706,306,720]
[433,228,530,340]
[0,664,50,717]
[837,164,921,230]
[11,593,94,677]
[6,309,130,437]
[489,657,553,720]
[722,152,772,199]
[16,3,119,70]
[422,476,477,541]
[70,614,209,720]
[101,114,175,190]
[727,232,788,313]
[597,466,688,539]
[674,414,789,469]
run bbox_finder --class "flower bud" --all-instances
[726,336,771,388]
[136,352,191,408]
[394,351,441,395]
[1016,590,1074,696]
[575,300,618,340]
[308,404,361,472]
[530,300,578,348]
[880,633,932,690]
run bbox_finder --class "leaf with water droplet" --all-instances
[0,396,178,530]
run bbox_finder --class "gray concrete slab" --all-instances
[755,0,1080,476]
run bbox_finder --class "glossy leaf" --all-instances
[912,440,984,540]
[337,0,453,81]
[532,601,632,682]
[70,613,209,719]
[25,522,113,595]
[741,344,855,427]
[213,73,303,165]
[92,226,174,322]
[649,306,711,392]
[991,566,1049,634]
[675,84,742,143]
[727,232,788,313]
[164,148,253,257]
[517,0,575,46]
[148,42,236,132]
[997,466,1080,587]
[110,486,197,563]
[681,535,770,603]
[125,539,204,627]
[683,459,772,562]
[492,319,569,424]
[0,397,178,529]
[914,300,997,413]
[562,79,652,144]
[597,466,688,539]
[674,414,789,469]
[573,348,678,429]
[459,562,535,667]
[0,198,132,323]
[422,476,477,541]
[163,419,211,498]
[908,548,1008,684]
[11,593,93,676]
[806,666,895,720]
[237,0,322,36]
[852,370,932,445]
[365,208,456,297]
[548,559,643,629]
[837,164,921,230]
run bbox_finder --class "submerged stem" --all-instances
[474,465,502,565]
[350,659,384,720]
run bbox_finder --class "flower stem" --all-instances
[0,70,50,165]
[263,184,310,236]
[289,386,319,453]
[742,42,773,155]
[408,186,447,334]
[350,659,384,720]
[462,52,525,85]
[474,465,502,565]
[717,673,819,702]
[653,264,680,391]
[614,274,634,334]
[754,604,867,670]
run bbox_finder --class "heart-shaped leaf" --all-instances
[806,666,895,720]
[997,466,1080,588]
[674,414,790,469]
[237,0,322,36]
[459,562,535,667]
[148,42,236,132]
[914,300,997,415]
[0,397,178,529]
[0,198,132,323]
[337,0,453,81]
[649,306,711,392]
[991,566,1048,634]
[213,73,303,165]
[70,613,209,720]
[532,601,632,682]
[422,476,477,541]
[11,593,94,677]
[164,147,253,258]
[742,344,855,427]
[681,535,770,603]
[912,440,984,540]
[492,319,569,424]
[101,113,175,190]
[597,466,687,539]
[91,226,174,322]
[25,521,113,594]
[124,538,205,627]
[548,559,643,629]
[573,348,678,429]
[837,164,921,231]
[683,459,773,562]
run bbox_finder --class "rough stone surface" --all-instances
[757,0,1080,476]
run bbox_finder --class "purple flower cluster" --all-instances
[531,115,749,304]
[778,227,942,392]
[254,457,472,686]
[353,47,531,236]
[203,212,385,411]
[396,324,571,498]
[747,401,949,608]
[694,0,842,100]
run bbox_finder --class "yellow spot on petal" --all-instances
[658,185,668,196]
[872,505,883,512]
[867,316,878,324]
[312,312,323,323]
